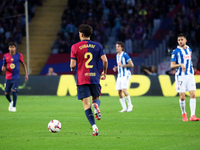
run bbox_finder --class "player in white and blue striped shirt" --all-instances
[113,41,134,112]
[171,33,199,122]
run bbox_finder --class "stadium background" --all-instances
[0,0,200,95]
[0,1,200,150]
[0,0,199,95]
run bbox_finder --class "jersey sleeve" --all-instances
[189,48,192,57]
[70,45,77,60]
[171,50,177,62]
[124,53,131,62]
[19,53,24,63]
[99,44,105,57]
[3,55,6,65]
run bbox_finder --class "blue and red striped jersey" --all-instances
[71,40,105,85]
[3,52,24,80]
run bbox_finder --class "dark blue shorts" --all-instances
[77,84,101,100]
[5,79,20,93]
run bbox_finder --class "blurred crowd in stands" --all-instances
[168,0,200,50]
[1,0,199,56]
[167,0,200,71]
[52,0,180,54]
[0,0,43,53]
[0,0,199,74]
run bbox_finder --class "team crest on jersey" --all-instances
[10,63,15,69]
[11,58,14,62]
[183,54,191,59]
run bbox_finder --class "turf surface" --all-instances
[0,96,199,150]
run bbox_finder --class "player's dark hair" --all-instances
[78,24,93,37]
[177,33,186,39]
[116,41,125,51]
[8,42,17,48]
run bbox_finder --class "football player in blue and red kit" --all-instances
[70,24,108,136]
[2,42,28,112]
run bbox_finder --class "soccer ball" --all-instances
[48,120,62,133]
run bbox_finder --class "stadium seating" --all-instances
[0,0,43,53]
[50,0,177,54]
[41,1,184,75]
[0,0,43,74]
[17,0,68,75]
[1,0,200,75]
[0,0,68,75]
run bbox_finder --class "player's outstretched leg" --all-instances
[10,91,17,112]
[179,99,188,121]
[189,98,199,121]
[92,99,101,120]
[125,95,133,112]
[5,93,13,111]
[85,108,99,136]
[82,98,99,136]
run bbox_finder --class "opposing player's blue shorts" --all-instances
[77,84,101,100]
[5,79,20,93]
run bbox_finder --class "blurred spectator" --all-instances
[134,25,145,52]
[124,25,133,53]
[0,25,4,35]
[46,67,57,76]
[141,65,158,75]
[138,8,147,17]
[144,66,157,75]
[194,67,200,75]
[166,68,176,75]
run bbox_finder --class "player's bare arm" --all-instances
[143,69,151,75]
[1,64,6,72]
[70,59,76,71]
[21,62,28,81]
[171,61,186,72]
[101,54,108,80]
[113,65,117,72]
[118,59,134,68]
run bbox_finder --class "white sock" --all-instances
[179,99,186,114]
[92,124,97,131]
[125,95,132,106]
[119,98,127,110]
[190,98,196,116]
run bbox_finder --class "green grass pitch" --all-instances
[0,96,199,150]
